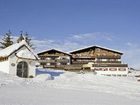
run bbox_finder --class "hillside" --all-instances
[0,70,140,105]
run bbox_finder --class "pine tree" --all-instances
[24,32,33,48]
[0,30,14,49]
[17,31,35,50]
[17,31,24,43]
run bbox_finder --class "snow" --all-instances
[16,49,36,59]
[0,40,27,56]
[0,70,140,105]
[0,40,37,59]
[33,74,52,82]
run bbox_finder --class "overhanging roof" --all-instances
[37,49,72,56]
[0,40,38,60]
[70,45,123,55]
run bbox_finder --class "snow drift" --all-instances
[0,70,140,105]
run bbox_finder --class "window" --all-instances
[99,68,102,71]
[118,68,126,71]
[94,68,99,71]
[109,68,117,71]
[103,68,108,71]
[46,57,51,60]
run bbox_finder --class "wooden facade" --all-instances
[37,49,71,68]
[38,46,128,75]
[70,46,128,75]
[70,46,123,64]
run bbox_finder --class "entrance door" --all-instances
[17,61,28,78]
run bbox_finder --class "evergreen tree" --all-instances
[0,30,14,49]
[17,31,35,50]
[24,32,34,48]
[17,31,24,43]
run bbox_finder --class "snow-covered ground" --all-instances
[0,70,140,105]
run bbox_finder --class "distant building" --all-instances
[0,40,38,78]
[37,49,71,69]
[70,45,128,76]
[37,45,128,76]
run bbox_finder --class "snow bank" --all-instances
[57,72,77,79]
[0,70,140,105]
[0,71,23,87]
[33,74,52,82]
[44,71,140,100]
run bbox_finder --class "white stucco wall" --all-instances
[0,60,10,73]
[28,61,36,77]
[92,67,128,76]
[8,46,37,77]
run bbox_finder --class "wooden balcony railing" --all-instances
[96,61,121,63]
[56,59,70,63]
[92,64,128,67]
[39,59,55,63]
[72,55,121,59]
[97,55,121,59]
[39,59,70,63]
[72,61,90,64]
[72,60,121,64]
[44,65,55,68]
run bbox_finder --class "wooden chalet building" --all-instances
[37,49,71,69]
[70,46,128,75]
[37,45,128,76]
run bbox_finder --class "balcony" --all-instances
[39,59,55,63]
[72,60,121,64]
[96,61,121,64]
[72,61,90,64]
[39,59,70,63]
[44,65,56,68]
[56,59,70,63]
[97,55,121,59]
[92,64,128,67]
[72,55,121,59]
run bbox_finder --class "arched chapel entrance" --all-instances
[16,61,28,78]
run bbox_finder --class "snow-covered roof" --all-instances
[38,49,72,56]
[70,45,123,54]
[0,40,38,59]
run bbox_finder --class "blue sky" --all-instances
[0,0,140,69]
